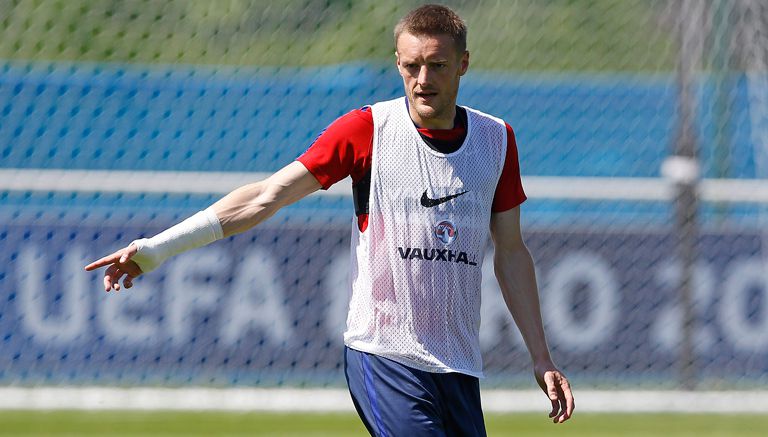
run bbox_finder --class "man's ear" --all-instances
[395,51,403,76]
[459,50,470,76]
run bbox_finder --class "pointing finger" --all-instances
[85,252,121,271]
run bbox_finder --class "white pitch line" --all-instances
[522,177,674,201]
[1,387,767,413]
[0,169,352,197]
[1,169,768,203]
[0,387,354,412]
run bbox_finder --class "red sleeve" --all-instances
[296,108,373,189]
[491,123,527,212]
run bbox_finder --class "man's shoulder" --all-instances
[329,106,374,130]
[369,97,407,113]
[460,105,515,144]
[347,106,375,121]
[461,105,506,125]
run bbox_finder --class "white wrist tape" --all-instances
[130,207,224,273]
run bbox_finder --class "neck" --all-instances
[406,98,456,129]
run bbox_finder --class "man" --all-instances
[86,4,574,435]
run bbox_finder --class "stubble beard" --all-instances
[410,93,451,125]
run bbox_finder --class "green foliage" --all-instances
[0,0,676,71]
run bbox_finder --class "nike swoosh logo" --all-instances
[420,190,469,207]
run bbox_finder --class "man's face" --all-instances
[395,32,469,129]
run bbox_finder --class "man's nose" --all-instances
[417,65,432,87]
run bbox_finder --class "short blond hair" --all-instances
[394,4,467,53]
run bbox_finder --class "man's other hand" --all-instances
[534,362,575,423]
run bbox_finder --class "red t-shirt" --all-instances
[298,107,527,218]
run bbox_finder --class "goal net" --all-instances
[0,0,766,392]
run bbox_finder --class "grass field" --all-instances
[0,411,766,436]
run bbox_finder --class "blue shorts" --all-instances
[344,346,486,437]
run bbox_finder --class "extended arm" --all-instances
[490,207,574,423]
[85,161,321,290]
[212,161,322,237]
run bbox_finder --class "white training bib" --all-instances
[344,97,507,377]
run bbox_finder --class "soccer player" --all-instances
[85,4,574,435]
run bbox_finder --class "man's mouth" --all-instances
[415,91,437,100]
